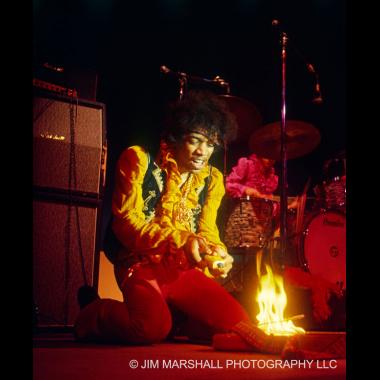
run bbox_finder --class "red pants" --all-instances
[74,260,249,344]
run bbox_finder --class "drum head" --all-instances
[300,210,346,289]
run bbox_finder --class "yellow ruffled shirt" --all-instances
[111,145,227,264]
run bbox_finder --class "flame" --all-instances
[256,252,305,336]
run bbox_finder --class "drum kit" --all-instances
[219,95,346,293]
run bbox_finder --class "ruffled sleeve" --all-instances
[197,166,227,250]
[111,146,192,255]
[225,157,250,198]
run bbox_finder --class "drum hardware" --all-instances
[248,119,321,268]
[220,247,260,294]
[301,262,309,271]
[246,21,324,269]
[337,282,344,294]
[237,233,266,249]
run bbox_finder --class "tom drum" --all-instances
[223,196,276,249]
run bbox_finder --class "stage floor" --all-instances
[33,332,346,380]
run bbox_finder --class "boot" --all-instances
[77,285,100,310]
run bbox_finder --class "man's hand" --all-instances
[183,237,234,278]
[207,245,234,278]
[245,187,273,200]
[183,235,212,265]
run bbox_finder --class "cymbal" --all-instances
[218,95,263,143]
[249,120,321,160]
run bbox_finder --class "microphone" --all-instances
[306,63,316,74]
[307,63,323,104]
[43,62,64,73]
[160,65,186,78]
[271,20,323,105]
[271,19,285,41]
[160,65,170,74]
[160,65,230,92]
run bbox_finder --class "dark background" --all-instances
[33,0,346,220]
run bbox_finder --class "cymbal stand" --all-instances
[279,31,289,270]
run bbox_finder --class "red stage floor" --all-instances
[33,332,346,380]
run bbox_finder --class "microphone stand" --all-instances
[272,21,322,270]
[178,73,188,100]
[279,31,289,271]
[160,65,230,100]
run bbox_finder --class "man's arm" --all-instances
[197,166,233,277]
[111,146,193,255]
[225,157,250,198]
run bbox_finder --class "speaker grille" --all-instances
[33,199,99,327]
[33,95,106,196]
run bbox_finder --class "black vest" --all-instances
[104,153,211,263]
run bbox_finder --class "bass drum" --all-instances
[298,209,346,290]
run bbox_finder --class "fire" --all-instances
[256,252,305,336]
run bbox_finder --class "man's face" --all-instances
[174,132,215,173]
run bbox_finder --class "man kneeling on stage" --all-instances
[74,90,287,354]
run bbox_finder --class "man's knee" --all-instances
[128,312,172,344]
[74,298,172,344]
[122,280,172,343]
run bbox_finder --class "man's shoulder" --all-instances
[124,145,148,156]
[209,165,224,183]
[118,145,150,167]
[120,145,149,159]
[210,165,222,175]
